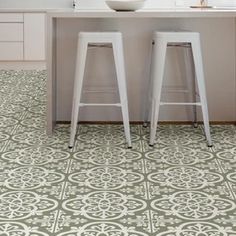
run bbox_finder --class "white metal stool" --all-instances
[69,32,132,148]
[146,31,212,147]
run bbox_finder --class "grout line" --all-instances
[200,124,236,201]
[52,156,74,234]
[212,147,236,201]
[140,125,154,234]
[1,73,30,152]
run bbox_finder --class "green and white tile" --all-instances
[0,70,236,236]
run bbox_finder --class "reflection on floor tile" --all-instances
[0,70,236,236]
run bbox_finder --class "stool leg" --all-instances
[112,38,132,148]
[191,38,212,147]
[184,46,197,127]
[69,39,88,148]
[143,41,155,127]
[149,40,167,146]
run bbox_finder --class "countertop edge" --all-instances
[2,7,236,18]
[0,8,72,13]
[47,8,236,18]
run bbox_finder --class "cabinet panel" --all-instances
[0,42,23,60]
[0,13,23,22]
[0,23,23,41]
[24,13,45,61]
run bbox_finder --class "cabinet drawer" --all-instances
[0,13,23,22]
[0,23,23,41]
[0,42,23,61]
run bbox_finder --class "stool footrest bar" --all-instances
[79,103,121,107]
[160,102,201,106]
[83,88,117,94]
[162,88,190,93]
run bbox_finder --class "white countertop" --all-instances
[1,7,236,17]
[46,7,236,18]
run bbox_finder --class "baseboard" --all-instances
[56,121,236,125]
[0,61,46,70]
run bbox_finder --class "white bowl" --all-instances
[105,0,146,11]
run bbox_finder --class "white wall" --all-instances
[76,0,236,9]
[1,0,236,9]
[75,0,236,9]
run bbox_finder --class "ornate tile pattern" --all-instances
[0,70,236,235]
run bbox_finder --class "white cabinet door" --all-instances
[0,42,23,60]
[0,23,23,41]
[24,13,45,61]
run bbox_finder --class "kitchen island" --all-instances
[46,8,236,134]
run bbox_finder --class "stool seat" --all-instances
[69,31,132,148]
[146,30,212,147]
[79,32,122,42]
[154,31,200,42]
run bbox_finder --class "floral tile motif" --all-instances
[0,70,236,236]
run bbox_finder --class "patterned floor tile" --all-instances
[0,70,236,236]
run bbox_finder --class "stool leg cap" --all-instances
[143,122,148,128]
[149,144,154,147]
[68,146,73,149]
[128,146,132,149]
[193,123,198,128]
